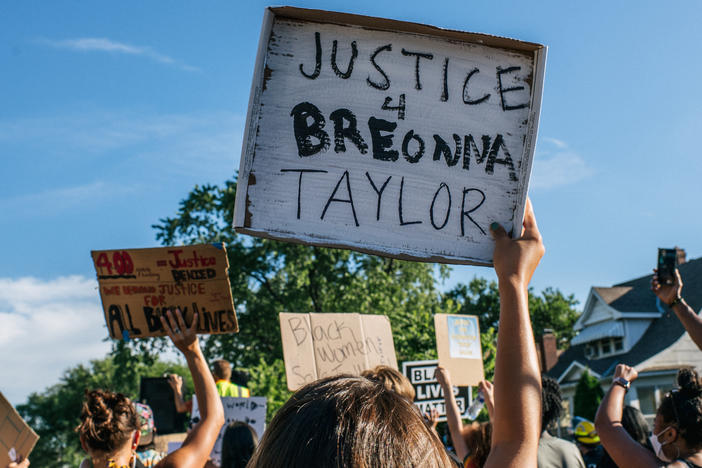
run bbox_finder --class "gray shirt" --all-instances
[537,432,586,468]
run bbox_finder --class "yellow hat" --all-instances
[574,420,600,445]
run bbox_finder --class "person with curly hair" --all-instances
[596,366,702,467]
[74,309,224,468]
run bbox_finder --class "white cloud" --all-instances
[0,276,111,405]
[540,137,567,149]
[0,181,137,215]
[530,138,594,190]
[0,110,242,157]
[36,37,200,72]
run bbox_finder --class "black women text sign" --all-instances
[234,7,546,265]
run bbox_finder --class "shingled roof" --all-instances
[548,256,702,381]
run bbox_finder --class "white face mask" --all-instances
[649,426,674,463]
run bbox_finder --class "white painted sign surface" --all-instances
[234,7,546,265]
[191,396,266,465]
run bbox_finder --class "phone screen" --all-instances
[657,248,677,285]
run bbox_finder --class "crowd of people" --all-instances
[7,200,702,468]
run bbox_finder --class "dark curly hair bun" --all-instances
[76,389,138,454]
[658,368,702,451]
[677,368,702,397]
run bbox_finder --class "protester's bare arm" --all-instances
[435,366,469,459]
[595,365,661,468]
[167,374,188,414]
[478,380,495,421]
[484,199,544,468]
[652,269,702,350]
[156,309,224,468]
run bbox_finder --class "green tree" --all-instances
[573,369,604,421]
[17,356,191,468]
[446,277,580,348]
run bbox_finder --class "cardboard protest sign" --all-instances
[402,359,471,423]
[280,312,398,390]
[191,397,266,465]
[0,392,38,466]
[91,244,238,339]
[234,6,546,265]
[434,314,484,386]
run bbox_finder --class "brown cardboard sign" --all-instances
[0,392,38,466]
[280,312,398,390]
[434,314,484,386]
[91,244,238,339]
[234,7,547,265]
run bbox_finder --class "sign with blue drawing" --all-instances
[447,315,480,359]
[435,314,484,386]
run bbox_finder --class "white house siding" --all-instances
[636,333,702,371]
[584,300,614,327]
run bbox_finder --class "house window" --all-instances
[614,337,623,351]
[585,344,596,358]
[586,337,624,359]
[638,386,657,415]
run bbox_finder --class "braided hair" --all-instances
[541,375,563,433]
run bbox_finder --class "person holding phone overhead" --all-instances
[652,250,702,351]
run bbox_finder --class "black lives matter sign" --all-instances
[402,360,471,422]
[234,7,546,265]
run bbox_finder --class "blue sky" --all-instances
[1,1,701,405]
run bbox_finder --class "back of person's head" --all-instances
[134,402,156,448]
[247,375,450,468]
[220,422,258,468]
[541,375,562,433]
[231,369,250,388]
[361,365,416,401]
[621,405,649,447]
[461,421,492,468]
[212,359,232,381]
[76,389,138,454]
[657,368,702,450]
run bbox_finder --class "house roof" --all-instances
[593,286,633,306]
[548,256,702,381]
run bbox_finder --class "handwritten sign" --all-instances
[435,314,484,386]
[0,392,38,466]
[91,244,238,339]
[191,397,266,466]
[280,312,398,390]
[402,359,471,422]
[233,6,546,265]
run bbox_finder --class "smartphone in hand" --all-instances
[657,248,677,285]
